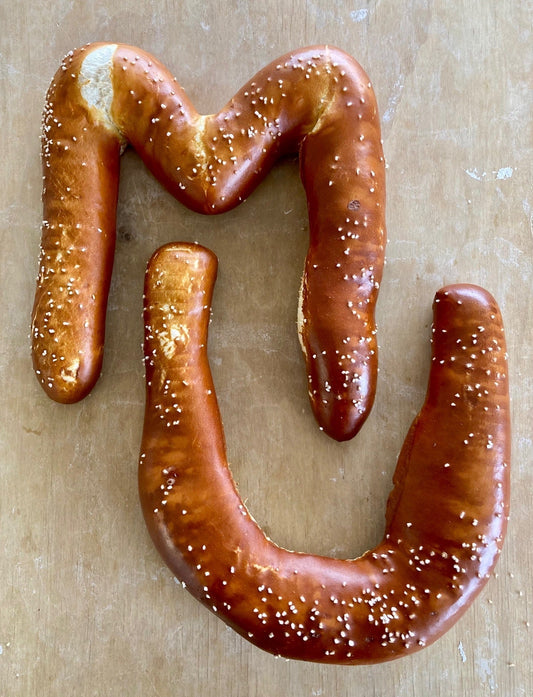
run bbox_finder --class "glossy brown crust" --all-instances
[139,243,510,665]
[31,42,386,439]
[31,47,121,402]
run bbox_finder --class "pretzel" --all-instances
[139,242,510,665]
[31,42,386,440]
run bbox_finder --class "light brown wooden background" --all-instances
[1,1,531,695]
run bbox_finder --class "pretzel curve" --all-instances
[31,42,386,440]
[139,242,510,665]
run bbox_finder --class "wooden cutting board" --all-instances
[1,1,531,695]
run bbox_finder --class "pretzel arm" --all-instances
[32,47,122,401]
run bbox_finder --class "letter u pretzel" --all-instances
[140,242,509,664]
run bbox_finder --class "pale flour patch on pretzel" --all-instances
[78,44,117,128]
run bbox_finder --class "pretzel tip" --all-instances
[143,242,218,360]
[32,351,102,404]
[146,242,218,281]
[432,284,505,353]
[435,283,499,312]
[313,388,374,442]
[31,299,104,404]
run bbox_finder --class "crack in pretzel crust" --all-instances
[139,242,510,665]
[31,42,386,440]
